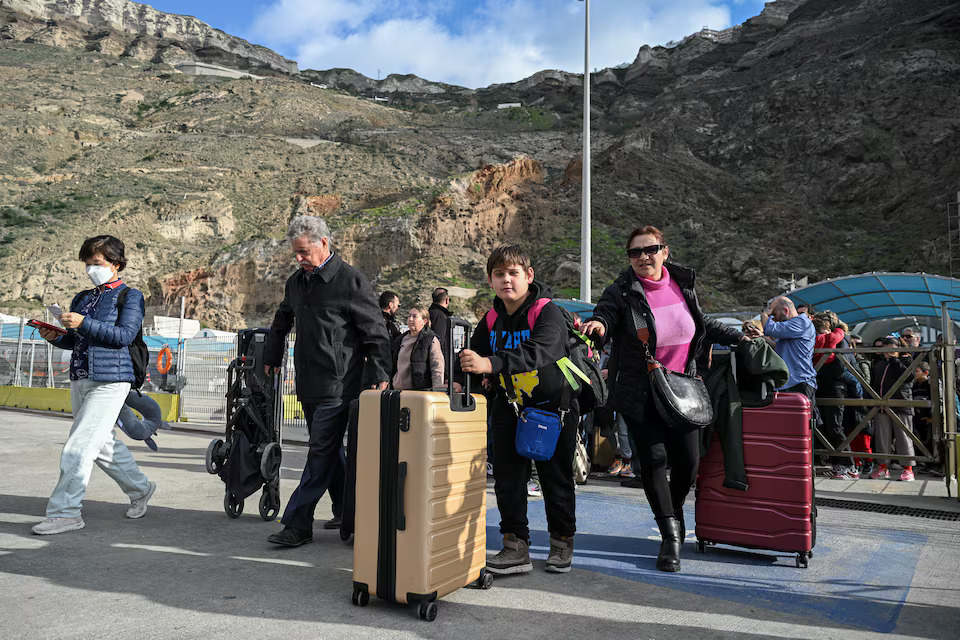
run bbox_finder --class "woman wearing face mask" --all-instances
[391,305,445,391]
[31,235,155,535]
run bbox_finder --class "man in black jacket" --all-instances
[379,290,402,342]
[429,287,452,349]
[263,216,390,547]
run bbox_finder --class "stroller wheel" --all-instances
[259,442,282,481]
[224,492,243,518]
[259,487,280,521]
[205,439,224,475]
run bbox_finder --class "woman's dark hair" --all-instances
[79,235,127,271]
[626,225,665,249]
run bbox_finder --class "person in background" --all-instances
[812,312,857,479]
[429,287,452,351]
[391,305,444,390]
[848,333,874,476]
[32,235,155,535]
[379,291,402,342]
[869,336,916,481]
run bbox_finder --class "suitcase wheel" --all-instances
[205,439,225,475]
[258,486,280,521]
[351,586,369,607]
[475,569,494,590]
[418,601,438,622]
[224,492,243,519]
[695,540,706,554]
[796,552,810,569]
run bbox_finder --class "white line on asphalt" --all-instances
[112,543,209,556]
[229,556,314,568]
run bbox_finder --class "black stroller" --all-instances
[205,328,283,520]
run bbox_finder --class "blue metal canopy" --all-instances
[786,272,960,324]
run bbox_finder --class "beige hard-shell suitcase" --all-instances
[351,320,492,621]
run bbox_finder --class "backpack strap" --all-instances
[526,298,551,329]
[484,308,498,332]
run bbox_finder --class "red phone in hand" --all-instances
[27,319,67,335]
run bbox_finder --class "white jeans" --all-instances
[46,380,151,518]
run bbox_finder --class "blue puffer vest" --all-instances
[54,283,145,384]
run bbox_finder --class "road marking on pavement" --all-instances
[230,556,314,568]
[112,543,209,556]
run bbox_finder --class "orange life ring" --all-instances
[157,346,173,374]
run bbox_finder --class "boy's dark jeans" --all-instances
[492,407,577,541]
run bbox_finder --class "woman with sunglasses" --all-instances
[580,226,744,572]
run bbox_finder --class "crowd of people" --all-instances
[27,219,943,579]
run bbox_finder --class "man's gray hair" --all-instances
[772,296,796,313]
[286,215,331,247]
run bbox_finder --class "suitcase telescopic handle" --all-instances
[448,318,475,412]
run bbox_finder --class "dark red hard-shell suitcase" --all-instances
[695,391,816,568]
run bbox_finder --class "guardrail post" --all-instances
[942,302,957,498]
[14,318,25,387]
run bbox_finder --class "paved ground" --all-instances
[2,409,959,640]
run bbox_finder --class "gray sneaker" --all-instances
[126,481,156,519]
[32,516,85,535]
[545,535,574,573]
[487,534,533,575]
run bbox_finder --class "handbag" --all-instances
[631,306,714,432]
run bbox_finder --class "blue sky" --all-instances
[140,0,769,87]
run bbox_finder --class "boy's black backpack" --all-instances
[72,287,148,389]
[484,298,608,415]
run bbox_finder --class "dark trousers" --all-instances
[814,377,854,467]
[492,408,577,541]
[281,399,349,531]
[623,402,699,520]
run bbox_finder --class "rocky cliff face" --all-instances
[0,0,297,73]
[0,0,957,329]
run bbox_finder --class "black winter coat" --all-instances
[264,254,390,403]
[587,264,742,418]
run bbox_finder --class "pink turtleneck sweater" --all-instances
[638,266,696,373]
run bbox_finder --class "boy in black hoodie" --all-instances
[460,245,577,574]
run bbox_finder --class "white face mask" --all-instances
[86,265,115,287]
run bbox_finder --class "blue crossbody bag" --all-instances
[500,369,573,461]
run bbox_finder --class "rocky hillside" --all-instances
[0,0,957,328]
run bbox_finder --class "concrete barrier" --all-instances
[0,386,179,422]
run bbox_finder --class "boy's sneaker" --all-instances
[607,459,624,476]
[526,479,542,497]
[847,466,861,479]
[487,534,533,575]
[899,469,915,482]
[619,466,636,478]
[32,516,85,535]
[545,535,574,573]
[486,462,494,477]
[860,461,875,477]
[870,467,890,480]
[126,481,156,519]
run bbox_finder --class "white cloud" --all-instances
[250,0,737,88]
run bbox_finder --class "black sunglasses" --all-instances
[627,244,665,258]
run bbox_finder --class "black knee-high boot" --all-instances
[674,507,686,546]
[655,516,681,572]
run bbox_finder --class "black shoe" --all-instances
[655,516,681,572]
[323,516,343,530]
[620,476,643,488]
[267,526,313,547]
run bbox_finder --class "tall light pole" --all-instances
[579,0,591,303]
